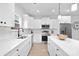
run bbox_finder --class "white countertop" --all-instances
[49,35,79,56]
[0,34,32,56]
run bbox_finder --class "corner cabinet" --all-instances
[48,37,68,56]
[5,36,32,56]
[0,3,15,27]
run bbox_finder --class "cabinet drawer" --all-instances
[55,47,68,56]
[52,41,68,56]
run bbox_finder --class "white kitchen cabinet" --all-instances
[6,35,32,56]
[48,38,52,55]
[48,36,68,56]
[33,34,42,43]
[55,45,68,56]
[19,37,32,56]
[0,3,15,27]
[48,38,56,56]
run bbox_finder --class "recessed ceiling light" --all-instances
[58,15,62,19]
[36,10,40,13]
[52,9,55,12]
[66,9,70,12]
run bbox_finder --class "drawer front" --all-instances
[55,46,68,56]
[52,41,68,56]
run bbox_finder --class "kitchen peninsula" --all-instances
[48,35,79,56]
[0,34,32,56]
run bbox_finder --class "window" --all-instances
[71,3,77,12]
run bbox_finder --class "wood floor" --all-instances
[28,43,49,56]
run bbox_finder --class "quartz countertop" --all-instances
[49,35,79,56]
[0,34,32,56]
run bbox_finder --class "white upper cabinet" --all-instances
[0,3,15,27]
[58,16,71,23]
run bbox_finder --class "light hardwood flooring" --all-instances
[28,43,49,56]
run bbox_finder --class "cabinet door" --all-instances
[48,37,56,56]
[19,44,28,56]
[55,44,68,56]
[48,37,52,56]
[48,39,52,56]
[33,34,42,43]
[19,39,31,56]
[18,41,28,56]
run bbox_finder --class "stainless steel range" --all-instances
[41,24,50,43]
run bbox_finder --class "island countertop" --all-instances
[49,35,79,56]
[0,34,32,56]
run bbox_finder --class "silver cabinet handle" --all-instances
[57,49,59,50]
[17,49,20,56]
[55,54,58,56]
[17,49,19,51]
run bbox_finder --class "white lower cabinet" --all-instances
[33,34,42,43]
[6,36,32,56]
[18,40,29,56]
[48,39,56,56]
[48,37,68,56]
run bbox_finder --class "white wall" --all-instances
[0,3,18,41]
[71,16,79,40]
[0,3,15,27]
[15,5,25,28]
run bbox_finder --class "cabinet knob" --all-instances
[4,22,6,24]
[17,49,19,51]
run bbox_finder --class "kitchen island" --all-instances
[48,35,79,56]
[0,34,32,56]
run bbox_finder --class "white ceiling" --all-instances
[15,3,79,18]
